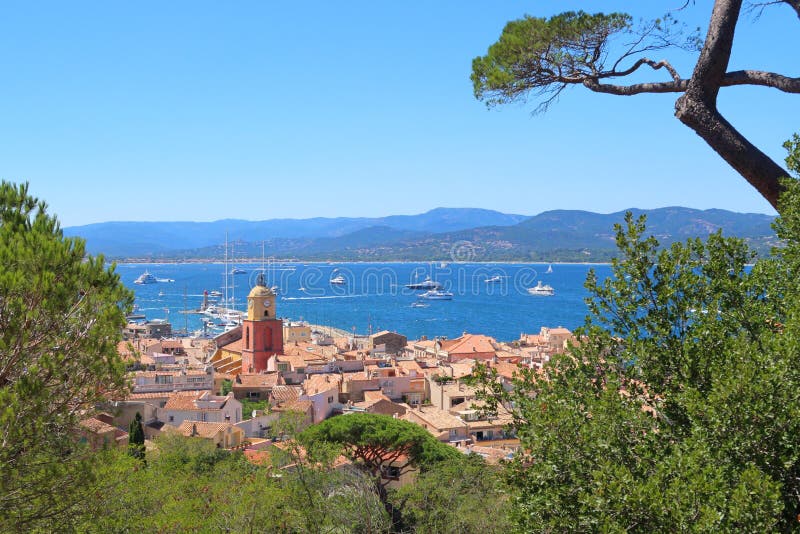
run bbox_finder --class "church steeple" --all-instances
[241,274,283,374]
[246,275,275,321]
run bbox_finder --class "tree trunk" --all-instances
[675,0,787,209]
[675,96,787,209]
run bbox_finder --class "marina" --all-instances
[120,262,610,341]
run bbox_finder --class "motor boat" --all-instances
[411,301,430,308]
[406,276,441,290]
[485,275,503,283]
[330,275,346,285]
[230,267,247,275]
[528,281,555,296]
[134,271,157,285]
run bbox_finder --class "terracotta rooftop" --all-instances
[270,385,303,403]
[173,420,237,439]
[303,374,342,396]
[219,338,244,354]
[80,417,118,434]
[235,373,280,388]
[164,391,232,411]
[441,334,497,355]
[407,406,468,431]
[275,399,313,414]
[395,360,423,374]
[125,390,210,401]
[276,354,314,369]
[546,327,572,336]
[363,390,391,403]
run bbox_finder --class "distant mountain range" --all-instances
[63,207,778,262]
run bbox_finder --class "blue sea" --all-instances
[118,262,613,342]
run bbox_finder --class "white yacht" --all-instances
[330,275,346,285]
[418,289,454,300]
[134,271,157,285]
[485,275,503,283]
[528,281,555,296]
[406,276,441,290]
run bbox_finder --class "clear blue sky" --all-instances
[0,1,796,226]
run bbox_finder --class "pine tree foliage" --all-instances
[0,182,132,530]
[469,141,800,531]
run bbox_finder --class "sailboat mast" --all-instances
[224,232,229,313]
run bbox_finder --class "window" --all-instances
[248,391,260,399]
[169,415,174,422]
[277,363,289,372]
[382,465,401,479]
[155,375,173,385]
[327,396,334,403]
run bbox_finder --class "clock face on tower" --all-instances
[263,300,270,308]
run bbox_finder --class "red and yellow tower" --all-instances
[241,274,283,374]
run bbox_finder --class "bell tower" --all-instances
[241,273,283,374]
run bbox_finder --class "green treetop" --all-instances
[0,181,133,530]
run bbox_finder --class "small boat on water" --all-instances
[134,271,157,285]
[406,276,441,290]
[330,275,346,285]
[158,290,165,297]
[230,267,247,275]
[546,264,553,274]
[204,305,222,317]
[209,290,223,297]
[411,301,430,308]
[485,275,503,283]
[418,289,454,300]
[528,281,555,296]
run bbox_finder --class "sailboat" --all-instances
[546,264,553,274]
[229,241,247,274]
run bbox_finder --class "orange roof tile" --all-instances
[303,374,342,396]
[440,334,497,355]
[270,385,303,403]
[235,373,280,388]
[276,399,313,413]
[172,420,238,439]
[219,338,244,354]
[80,417,117,434]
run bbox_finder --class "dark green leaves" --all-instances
[471,12,632,109]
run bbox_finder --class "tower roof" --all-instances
[248,285,274,298]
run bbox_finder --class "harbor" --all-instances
[120,261,608,341]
